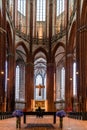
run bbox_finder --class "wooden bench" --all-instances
[23,111,56,124]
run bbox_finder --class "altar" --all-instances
[31,99,48,111]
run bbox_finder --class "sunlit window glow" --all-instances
[15,65,20,99]
[36,74,42,99]
[36,0,46,21]
[5,61,8,92]
[18,0,26,16]
[61,67,65,99]
[73,62,77,95]
[44,75,46,99]
[57,0,64,16]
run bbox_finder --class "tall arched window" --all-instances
[36,0,46,21]
[36,74,43,100]
[44,74,46,99]
[57,0,64,16]
[15,46,26,109]
[68,0,75,20]
[73,62,77,95]
[16,0,26,33]
[36,0,46,39]
[18,0,26,16]
[15,65,20,100]
[5,61,8,93]
[9,0,14,18]
[60,67,65,99]
[15,63,25,109]
[56,0,65,33]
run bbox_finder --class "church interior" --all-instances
[0,0,87,129]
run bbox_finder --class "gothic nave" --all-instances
[0,0,87,129]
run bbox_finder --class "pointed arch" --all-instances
[33,47,48,60]
[7,21,13,51]
[52,42,66,62]
[15,41,29,56]
[68,21,76,52]
[52,42,65,56]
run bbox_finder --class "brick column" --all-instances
[30,0,33,53]
[46,1,55,112]
[76,0,87,112]
[25,55,34,111]
[76,0,80,112]
[49,0,52,57]
[77,28,87,112]
[47,63,55,111]
[6,0,15,111]
[65,53,73,111]
[6,24,15,112]
[24,0,34,111]
[0,0,6,112]
[7,52,15,111]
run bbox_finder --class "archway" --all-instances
[15,41,28,110]
[33,48,47,111]
[53,42,65,110]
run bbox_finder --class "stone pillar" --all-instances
[6,0,15,111]
[25,0,34,111]
[49,0,52,57]
[65,52,73,111]
[0,0,6,112]
[76,27,87,112]
[46,0,55,112]
[77,28,87,112]
[76,0,87,112]
[7,53,15,111]
[25,55,34,111]
[76,0,81,112]
[47,63,55,111]
[6,28,15,112]
[30,0,33,53]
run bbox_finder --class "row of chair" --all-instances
[68,112,87,120]
[0,112,13,120]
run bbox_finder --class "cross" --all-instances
[36,84,45,96]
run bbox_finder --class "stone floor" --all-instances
[0,116,87,130]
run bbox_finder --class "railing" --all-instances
[15,28,66,45]
[23,111,56,124]
[51,29,66,43]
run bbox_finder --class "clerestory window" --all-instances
[57,0,64,16]
[18,0,26,16]
[36,0,46,21]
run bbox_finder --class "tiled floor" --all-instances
[0,116,87,130]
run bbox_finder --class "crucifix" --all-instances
[36,84,45,96]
